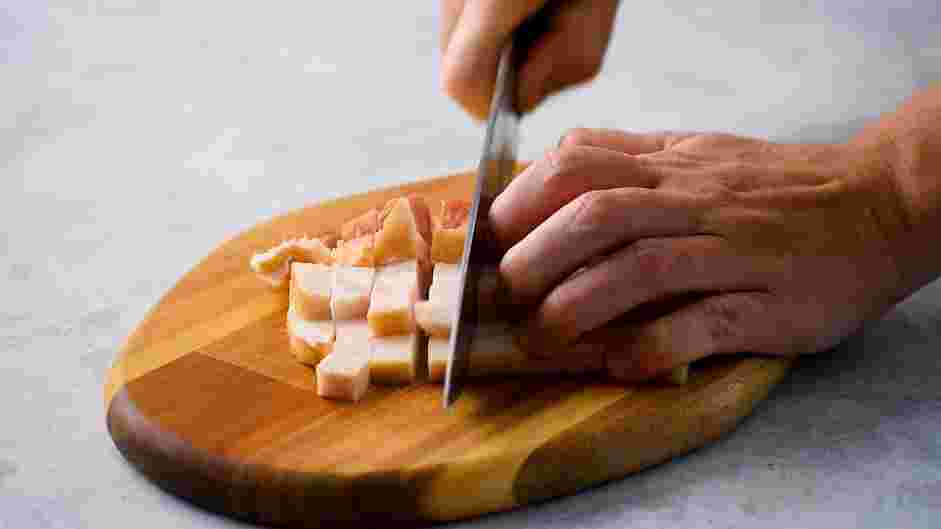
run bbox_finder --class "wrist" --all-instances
[850,86,941,296]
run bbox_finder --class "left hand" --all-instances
[489,128,925,381]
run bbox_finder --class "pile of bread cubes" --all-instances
[250,194,687,402]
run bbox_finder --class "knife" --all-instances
[443,11,550,407]
[441,40,519,408]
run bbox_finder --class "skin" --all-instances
[440,0,620,119]
[441,3,941,381]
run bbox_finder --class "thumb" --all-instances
[516,0,620,114]
[441,0,546,120]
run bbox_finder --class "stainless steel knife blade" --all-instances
[443,43,520,408]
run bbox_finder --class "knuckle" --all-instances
[687,132,740,150]
[629,240,681,286]
[548,143,588,175]
[712,161,756,192]
[541,145,590,200]
[570,189,618,233]
[558,127,594,149]
[700,295,755,351]
[697,178,739,205]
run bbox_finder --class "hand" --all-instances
[489,125,935,382]
[440,0,620,120]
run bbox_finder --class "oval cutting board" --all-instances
[104,171,792,527]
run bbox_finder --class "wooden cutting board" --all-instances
[104,170,792,528]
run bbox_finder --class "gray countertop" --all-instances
[2,2,940,528]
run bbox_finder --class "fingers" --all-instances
[568,291,780,381]
[490,145,663,249]
[525,236,772,348]
[440,0,465,53]
[440,0,546,120]
[501,188,706,304]
[607,292,784,381]
[516,0,620,113]
[558,128,687,155]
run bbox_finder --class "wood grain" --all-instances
[104,171,792,527]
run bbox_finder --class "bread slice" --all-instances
[250,237,334,288]
[427,330,690,384]
[374,197,426,264]
[254,264,291,289]
[367,281,415,336]
[340,208,380,241]
[334,234,375,267]
[287,309,334,366]
[319,232,339,250]
[430,199,470,264]
[334,320,371,354]
[331,266,375,321]
[290,262,333,321]
[415,263,458,337]
[251,237,333,274]
[426,323,605,382]
[427,263,460,299]
[317,320,373,398]
[426,337,449,383]
[373,196,432,296]
[367,262,417,337]
[413,300,453,338]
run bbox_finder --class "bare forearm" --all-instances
[851,86,941,293]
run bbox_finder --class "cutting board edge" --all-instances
[511,356,793,506]
[106,355,793,526]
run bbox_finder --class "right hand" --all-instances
[440,0,621,120]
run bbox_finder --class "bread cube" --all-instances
[250,237,334,289]
[367,261,418,337]
[430,199,470,264]
[316,352,370,401]
[254,264,290,289]
[287,309,334,366]
[414,300,454,338]
[290,262,333,321]
[426,324,605,382]
[334,234,375,267]
[369,333,422,384]
[427,337,449,383]
[251,237,333,274]
[331,266,375,321]
[340,208,380,240]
